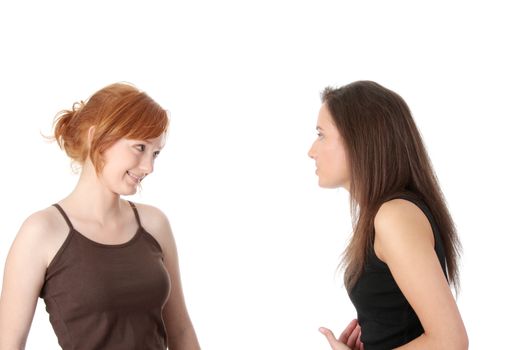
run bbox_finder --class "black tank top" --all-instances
[39,201,171,350]
[348,193,448,350]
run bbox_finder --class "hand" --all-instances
[338,319,363,349]
[319,319,364,350]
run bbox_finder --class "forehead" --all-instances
[148,133,167,148]
[317,103,336,128]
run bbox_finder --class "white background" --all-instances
[1,1,524,349]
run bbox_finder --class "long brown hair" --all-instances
[321,81,461,291]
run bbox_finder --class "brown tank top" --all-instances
[39,201,171,350]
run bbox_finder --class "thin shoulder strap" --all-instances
[127,201,142,227]
[53,203,74,230]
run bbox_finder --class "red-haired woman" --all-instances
[309,81,468,349]
[0,83,200,350]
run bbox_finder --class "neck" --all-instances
[61,162,125,224]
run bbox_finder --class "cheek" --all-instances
[100,157,126,180]
[100,164,117,183]
[324,142,350,180]
[335,146,349,167]
[322,141,345,165]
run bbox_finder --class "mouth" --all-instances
[126,171,144,184]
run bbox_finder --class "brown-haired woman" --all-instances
[0,83,200,349]
[309,81,468,349]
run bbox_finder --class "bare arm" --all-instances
[139,205,200,350]
[374,199,468,350]
[0,213,50,349]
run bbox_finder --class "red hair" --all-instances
[53,83,169,173]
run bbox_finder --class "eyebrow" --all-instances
[316,126,324,131]
[130,139,151,144]
[133,139,165,149]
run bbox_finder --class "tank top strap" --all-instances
[127,201,142,228]
[52,203,74,230]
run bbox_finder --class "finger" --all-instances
[356,330,364,350]
[338,319,358,342]
[319,327,342,350]
[346,324,361,347]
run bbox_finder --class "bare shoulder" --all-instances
[10,206,70,267]
[374,198,433,238]
[17,207,65,244]
[133,202,174,246]
[374,198,434,260]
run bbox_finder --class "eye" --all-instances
[135,144,146,152]
[317,132,324,138]
[153,151,161,158]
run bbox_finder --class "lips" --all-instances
[126,171,143,184]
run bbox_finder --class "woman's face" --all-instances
[99,134,166,195]
[308,103,350,190]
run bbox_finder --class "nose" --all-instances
[139,156,154,175]
[308,141,316,159]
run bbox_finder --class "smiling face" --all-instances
[308,103,350,190]
[99,133,166,195]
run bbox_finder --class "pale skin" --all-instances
[0,130,200,350]
[308,104,468,350]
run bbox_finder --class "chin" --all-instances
[318,179,334,189]
[127,188,138,196]
[118,186,138,196]
[318,178,345,189]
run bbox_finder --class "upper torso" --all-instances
[37,201,171,350]
[348,192,448,350]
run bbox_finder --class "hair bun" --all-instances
[53,100,85,159]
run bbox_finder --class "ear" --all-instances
[87,125,96,146]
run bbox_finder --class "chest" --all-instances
[41,233,171,313]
